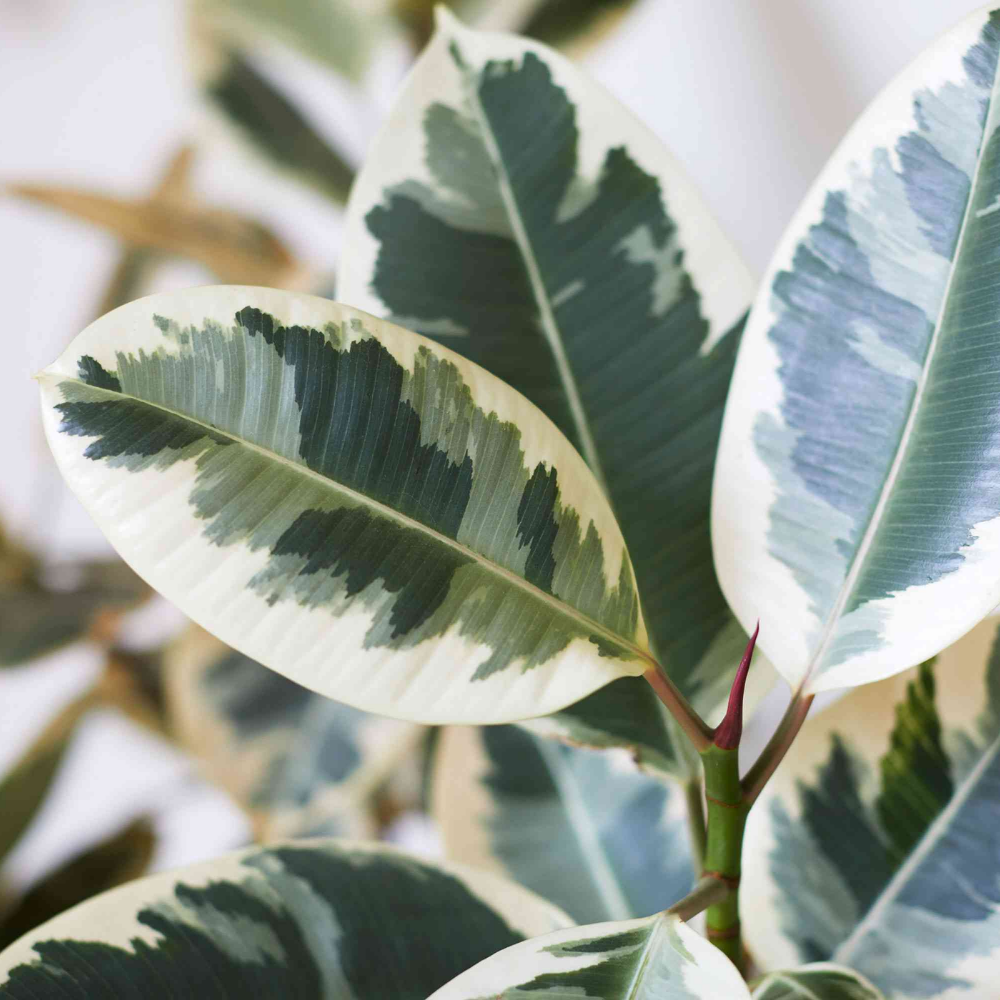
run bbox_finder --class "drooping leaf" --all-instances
[8,184,304,288]
[0,818,155,950]
[432,725,694,924]
[164,624,423,838]
[0,840,570,997]
[0,694,94,866]
[339,11,763,770]
[0,560,148,667]
[427,912,748,999]
[752,964,886,1000]
[743,615,1000,998]
[713,7,1000,694]
[39,286,650,725]
[197,45,356,206]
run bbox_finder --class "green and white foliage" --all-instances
[427,911,746,999]
[339,10,762,765]
[0,840,570,997]
[752,965,886,1000]
[742,615,1000,998]
[714,7,1000,694]
[165,625,422,839]
[39,286,648,724]
[432,725,694,924]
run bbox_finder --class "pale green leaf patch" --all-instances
[714,6,1000,695]
[39,286,650,725]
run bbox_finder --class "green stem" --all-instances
[700,744,749,973]
[684,776,707,870]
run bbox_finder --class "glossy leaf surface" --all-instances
[0,840,569,997]
[432,724,694,923]
[39,286,648,724]
[714,8,1000,693]
[340,11,761,763]
[165,625,422,838]
[428,912,747,999]
[743,616,1000,998]
[752,965,886,1000]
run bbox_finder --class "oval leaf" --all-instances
[39,286,649,724]
[340,11,763,762]
[713,8,1000,693]
[742,615,1000,998]
[432,724,694,923]
[427,912,748,999]
[752,964,886,1000]
[165,624,423,838]
[0,840,570,997]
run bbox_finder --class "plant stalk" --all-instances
[684,776,707,870]
[666,874,729,921]
[643,665,713,752]
[700,743,748,972]
[741,688,814,804]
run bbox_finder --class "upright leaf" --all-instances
[0,840,570,997]
[427,912,748,999]
[39,286,649,725]
[742,615,1000,998]
[340,12,762,765]
[165,625,422,838]
[713,8,1000,693]
[752,965,886,1000]
[432,725,694,923]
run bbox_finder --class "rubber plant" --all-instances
[5,5,1000,997]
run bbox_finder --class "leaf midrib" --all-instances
[834,730,1000,963]
[535,738,632,922]
[457,49,610,494]
[802,58,1000,688]
[47,371,653,670]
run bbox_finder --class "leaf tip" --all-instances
[712,621,758,750]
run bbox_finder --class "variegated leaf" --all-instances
[432,725,694,924]
[742,615,1000,998]
[427,912,748,999]
[0,840,570,997]
[713,7,1000,694]
[0,560,148,667]
[339,11,763,769]
[39,286,649,724]
[752,965,886,1000]
[164,624,423,839]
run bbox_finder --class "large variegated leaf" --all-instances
[713,8,1000,694]
[39,286,649,724]
[432,725,694,923]
[752,965,886,1000]
[0,840,570,997]
[742,615,1000,998]
[428,912,748,999]
[165,624,423,838]
[339,11,762,765]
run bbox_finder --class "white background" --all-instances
[0,0,985,890]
